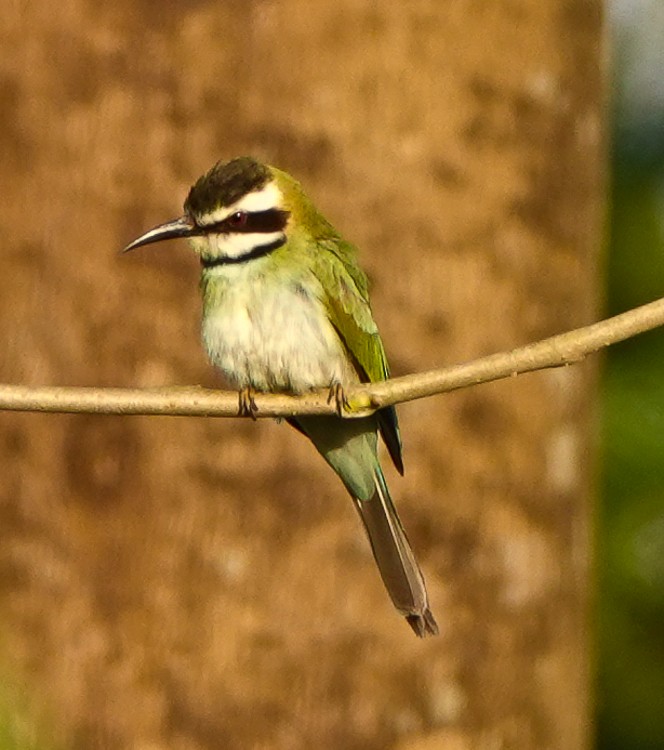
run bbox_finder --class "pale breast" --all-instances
[201,264,355,393]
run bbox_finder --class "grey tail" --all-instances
[353,471,439,637]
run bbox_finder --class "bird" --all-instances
[124,156,438,637]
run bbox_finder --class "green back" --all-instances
[272,166,403,473]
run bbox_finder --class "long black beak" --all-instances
[123,215,201,253]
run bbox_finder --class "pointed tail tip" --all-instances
[406,608,440,638]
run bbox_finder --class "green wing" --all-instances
[315,238,404,474]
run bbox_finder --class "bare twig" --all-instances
[0,296,663,419]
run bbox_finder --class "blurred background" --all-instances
[600,1,664,748]
[0,1,659,749]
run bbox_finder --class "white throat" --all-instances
[192,231,284,261]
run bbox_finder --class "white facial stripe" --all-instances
[197,182,283,227]
[234,182,283,213]
[206,230,284,260]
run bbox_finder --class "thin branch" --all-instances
[1,296,663,419]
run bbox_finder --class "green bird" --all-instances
[124,157,438,637]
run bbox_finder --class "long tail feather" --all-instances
[353,471,438,637]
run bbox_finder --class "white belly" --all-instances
[202,265,353,393]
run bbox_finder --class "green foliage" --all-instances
[599,149,664,749]
[0,686,50,750]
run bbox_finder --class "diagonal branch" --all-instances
[0,296,663,419]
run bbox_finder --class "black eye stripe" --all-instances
[207,208,289,234]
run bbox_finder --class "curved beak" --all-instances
[123,215,200,253]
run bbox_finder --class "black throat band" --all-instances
[200,236,286,269]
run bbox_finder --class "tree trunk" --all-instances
[0,2,604,749]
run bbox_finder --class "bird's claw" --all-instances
[327,382,350,417]
[238,387,258,419]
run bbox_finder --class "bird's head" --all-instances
[124,156,329,266]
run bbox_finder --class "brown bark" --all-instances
[0,2,604,749]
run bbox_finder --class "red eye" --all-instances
[228,211,248,228]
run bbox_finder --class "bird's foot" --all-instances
[327,382,350,417]
[238,387,258,419]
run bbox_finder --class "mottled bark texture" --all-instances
[0,2,604,749]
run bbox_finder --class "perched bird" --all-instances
[124,157,438,636]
